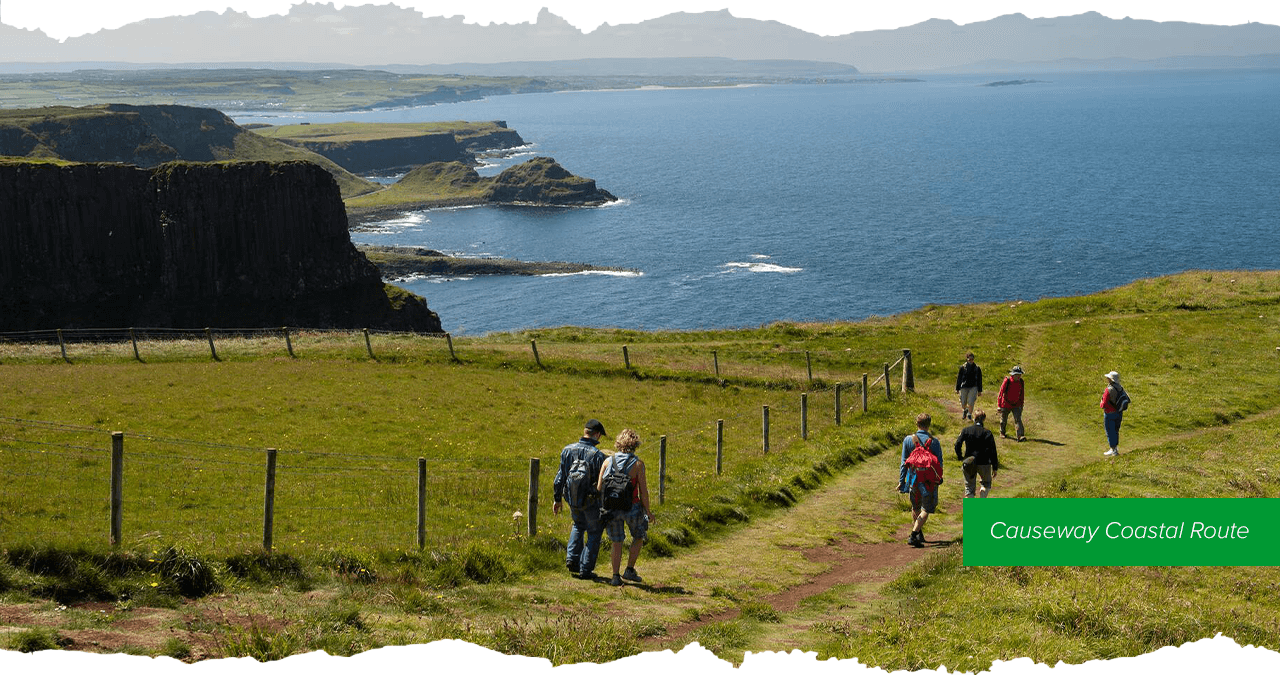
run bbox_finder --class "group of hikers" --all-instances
[900,353,1132,547]
[551,352,1134,573]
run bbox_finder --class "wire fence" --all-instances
[0,335,918,554]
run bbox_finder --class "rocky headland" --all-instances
[345,157,617,222]
[251,121,526,174]
[0,159,441,332]
[0,104,378,198]
[358,245,637,278]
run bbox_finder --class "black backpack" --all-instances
[600,453,637,511]
[564,447,594,508]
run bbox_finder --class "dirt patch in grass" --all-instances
[652,524,955,646]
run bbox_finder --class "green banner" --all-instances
[962,498,1280,566]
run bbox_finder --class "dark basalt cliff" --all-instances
[0,104,378,198]
[268,122,526,174]
[0,160,441,332]
[284,132,468,174]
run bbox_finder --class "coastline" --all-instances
[357,245,639,279]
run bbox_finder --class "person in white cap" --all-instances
[1101,372,1130,456]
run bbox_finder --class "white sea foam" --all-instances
[399,275,475,284]
[541,270,644,278]
[722,262,803,274]
[362,212,429,234]
[750,254,771,259]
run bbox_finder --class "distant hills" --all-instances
[932,52,1280,74]
[2,58,860,78]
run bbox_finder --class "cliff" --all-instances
[0,104,378,198]
[253,121,527,174]
[0,159,442,332]
[345,157,617,220]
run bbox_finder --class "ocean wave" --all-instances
[362,212,429,233]
[722,262,803,274]
[750,254,772,259]
[397,275,475,284]
[541,270,644,278]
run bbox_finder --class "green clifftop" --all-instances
[346,157,617,219]
[0,104,378,198]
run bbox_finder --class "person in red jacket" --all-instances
[996,366,1026,441]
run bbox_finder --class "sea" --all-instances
[232,69,1280,335]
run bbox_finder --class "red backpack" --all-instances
[904,435,943,488]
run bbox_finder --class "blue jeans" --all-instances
[1104,411,1123,448]
[566,498,603,574]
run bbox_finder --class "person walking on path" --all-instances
[1101,371,1130,456]
[899,413,943,548]
[996,366,1027,441]
[954,409,999,498]
[597,428,655,586]
[552,419,609,580]
[955,352,983,421]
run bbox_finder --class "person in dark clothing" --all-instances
[955,352,983,421]
[552,419,609,580]
[954,409,999,498]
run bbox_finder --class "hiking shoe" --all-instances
[621,567,643,583]
[909,532,924,548]
[609,574,623,587]
[577,571,598,581]
[1017,436,1026,442]
[567,565,580,575]
[1103,448,1119,457]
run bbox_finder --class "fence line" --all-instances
[1,341,918,553]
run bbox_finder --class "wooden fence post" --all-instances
[659,435,667,505]
[110,432,124,548]
[417,458,427,550]
[902,349,914,392]
[363,328,375,360]
[884,363,892,400]
[801,393,808,440]
[57,329,70,364]
[713,350,719,379]
[623,345,631,369]
[527,458,540,537]
[263,448,277,551]
[835,383,843,426]
[205,328,219,361]
[283,327,295,358]
[531,340,542,368]
[763,405,770,454]
[806,351,813,388]
[862,373,869,412]
[129,328,142,362]
[716,419,724,476]
[446,333,458,362]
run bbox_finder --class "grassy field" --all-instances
[2,270,1279,666]
[0,70,557,112]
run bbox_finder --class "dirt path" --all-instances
[609,326,1118,654]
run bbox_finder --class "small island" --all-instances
[345,156,618,223]
[980,79,1047,87]
[358,245,638,278]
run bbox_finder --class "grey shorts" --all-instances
[910,482,939,514]
[958,387,979,408]
[604,502,648,543]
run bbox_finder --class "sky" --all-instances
[0,4,1274,73]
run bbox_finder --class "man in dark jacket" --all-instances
[954,410,999,498]
[552,419,608,580]
[955,352,983,421]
